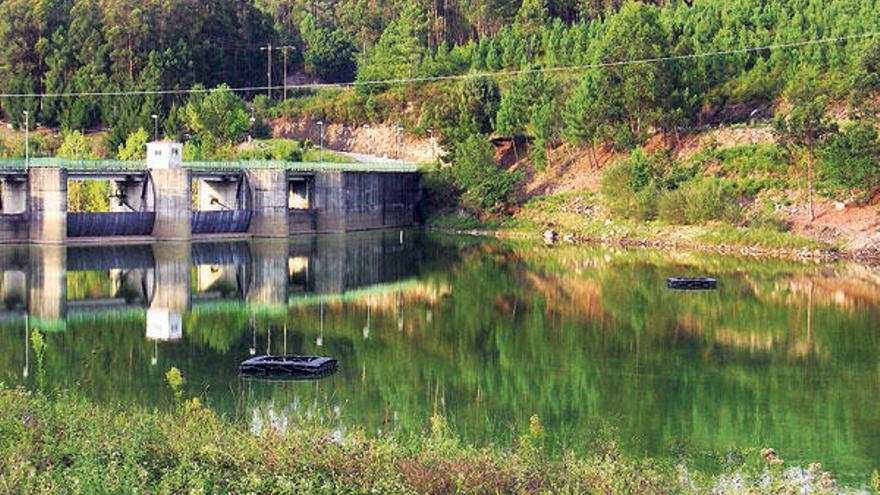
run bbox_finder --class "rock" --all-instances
[760,447,784,466]
[543,230,557,245]
[563,234,575,243]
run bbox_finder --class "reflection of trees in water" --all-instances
[0,237,878,480]
[274,243,880,478]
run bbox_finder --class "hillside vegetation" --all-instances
[1,0,879,247]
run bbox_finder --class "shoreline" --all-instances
[428,225,880,265]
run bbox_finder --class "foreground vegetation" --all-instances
[0,377,873,494]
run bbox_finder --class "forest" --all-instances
[1,0,880,219]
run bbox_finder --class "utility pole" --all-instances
[260,44,273,100]
[283,46,288,101]
[282,46,290,101]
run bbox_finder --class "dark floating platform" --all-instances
[666,277,718,291]
[239,355,338,380]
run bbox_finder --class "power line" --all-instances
[0,31,877,99]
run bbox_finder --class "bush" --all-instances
[117,128,150,160]
[601,151,654,220]
[657,178,744,225]
[57,130,96,160]
[420,166,461,217]
[819,120,880,196]
[600,150,696,220]
[710,145,790,177]
[452,135,519,212]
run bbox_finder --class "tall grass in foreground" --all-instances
[0,368,873,494]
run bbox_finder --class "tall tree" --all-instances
[358,2,428,81]
[300,15,358,83]
[773,67,837,222]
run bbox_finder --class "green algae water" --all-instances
[0,231,877,484]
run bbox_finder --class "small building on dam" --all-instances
[0,141,422,244]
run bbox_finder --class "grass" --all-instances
[429,191,832,253]
[253,138,356,163]
[0,379,868,495]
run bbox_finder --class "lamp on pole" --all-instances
[427,128,434,162]
[22,111,29,171]
[249,109,257,161]
[396,123,403,160]
[316,121,325,162]
[259,44,273,100]
[363,124,371,155]
[151,114,159,141]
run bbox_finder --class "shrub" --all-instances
[600,150,696,220]
[819,120,880,196]
[57,130,95,160]
[117,128,150,160]
[658,178,743,225]
[452,135,519,212]
[421,166,460,217]
[746,207,791,232]
[601,151,654,220]
[264,140,304,161]
[713,145,790,176]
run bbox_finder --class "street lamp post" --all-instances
[249,113,257,161]
[151,114,158,141]
[316,121,325,162]
[396,123,403,160]
[22,111,29,171]
[427,128,434,162]
[363,124,371,155]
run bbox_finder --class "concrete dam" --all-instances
[0,142,422,244]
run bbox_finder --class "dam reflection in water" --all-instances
[0,230,422,338]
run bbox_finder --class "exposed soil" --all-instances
[791,199,880,251]
[272,117,437,163]
[497,126,879,252]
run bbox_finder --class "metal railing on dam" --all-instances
[0,158,423,173]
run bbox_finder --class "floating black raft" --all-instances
[666,277,718,291]
[240,355,338,380]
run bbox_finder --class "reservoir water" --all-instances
[0,230,877,482]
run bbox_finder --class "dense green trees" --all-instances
[0,0,273,131]
[182,85,250,152]
[0,0,878,217]
[357,3,429,82]
[299,15,357,83]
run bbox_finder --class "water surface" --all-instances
[0,231,877,482]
